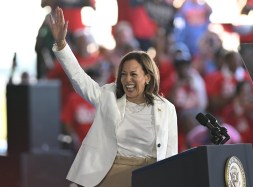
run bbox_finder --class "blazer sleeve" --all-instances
[53,44,101,107]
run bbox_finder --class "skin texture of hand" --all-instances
[50,7,68,50]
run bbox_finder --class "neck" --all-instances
[126,97,145,104]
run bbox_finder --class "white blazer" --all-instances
[53,44,178,187]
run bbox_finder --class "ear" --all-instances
[145,74,151,84]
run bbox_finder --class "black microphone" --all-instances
[205,113,230,144]
[196,113,215,131]
[195,113,223,145]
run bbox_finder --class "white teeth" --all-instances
[126,85,134,88]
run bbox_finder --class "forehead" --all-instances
[122,59,143,71]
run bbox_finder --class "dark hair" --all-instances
[224,51,237,61]
[116,51,160,105]
[235,80,252,95]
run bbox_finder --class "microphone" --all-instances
[196,113,215,131]
[205,113,230,144]
[195,113,223,145]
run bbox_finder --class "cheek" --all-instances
[120,76,126,85]
[137,81,146,91]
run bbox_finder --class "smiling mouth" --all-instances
[125,84,135,91]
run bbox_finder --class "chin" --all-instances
[126,94,134,99]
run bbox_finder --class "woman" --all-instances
[50,7,178,187]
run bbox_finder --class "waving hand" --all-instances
[50,7,68,50]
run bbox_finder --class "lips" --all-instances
[125,84,135,92]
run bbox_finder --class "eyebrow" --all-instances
[121,70,138,73]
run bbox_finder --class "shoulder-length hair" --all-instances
[116,51,160,105]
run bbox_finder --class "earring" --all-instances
[146,81,149,85]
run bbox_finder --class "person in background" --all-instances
[153,27,177,98]
[167,42,207,152]
[186,122,242,148]
[113,21,140,57]
[173,0,211,58]
[35,0,59,79]
[168,42,208,113]
[221,80,253,144]
[193,30,223,76]
[20,72,30,85]
[110,20,141,81]
[116,0,158,51]
[46,27,99,113]
[49,7,178,187]
[61,68,101,152]
[58,0,96,54]
[205,51,251,119]
[35,0,95,79]
[177,109,200,152]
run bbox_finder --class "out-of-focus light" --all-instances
[173,0,185,8]
[81,7,96,26]
[208,23,240,52]
[221,32,240,52]
[95,0,118,26]
[147,47,157,60]
[81,0,118,50]
[233,13,253,26]
[206,0,247,24]
[87,43,99,54]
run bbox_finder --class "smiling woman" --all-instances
[120,59,151,104]
[49,8,178,186]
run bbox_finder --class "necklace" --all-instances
[126,100,147,113]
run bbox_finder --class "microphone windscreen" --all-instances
[205,113,217,124]
[196,113,209,126]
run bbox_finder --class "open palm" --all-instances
[50,7,68,43]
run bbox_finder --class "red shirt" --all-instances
[204,69,251,116]
[204,71,238,116]
[158,59,176,97]
[128,6,157,39]
[116,0,157,39]
[222,101,253,144]
[47,62,74,110]
[47,52,99,110]
[62,8,85,33]
[61,92,96,141]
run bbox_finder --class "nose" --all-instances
[126,74,132,82]
[122,74,132,83]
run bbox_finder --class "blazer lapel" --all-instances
[153,97,166,141]
[154,97,164,123]
[116,94,126,123]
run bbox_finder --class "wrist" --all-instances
[54,40,66,51]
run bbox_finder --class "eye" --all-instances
[131,73,137,77]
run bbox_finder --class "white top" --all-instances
[116,100,156,158]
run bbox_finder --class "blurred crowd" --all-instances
[35,0,253,153]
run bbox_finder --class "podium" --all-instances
[132,144,253,187]
[6,80,61,155]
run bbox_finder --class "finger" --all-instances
[55,7,60,24]
[64,21,69,31]
[53,6,59,24]
[50,13,55,25]
[59,8,65,25]
[56,7,64,25]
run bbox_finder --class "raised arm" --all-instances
[49,7,102,107]
[50,7,68,50]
